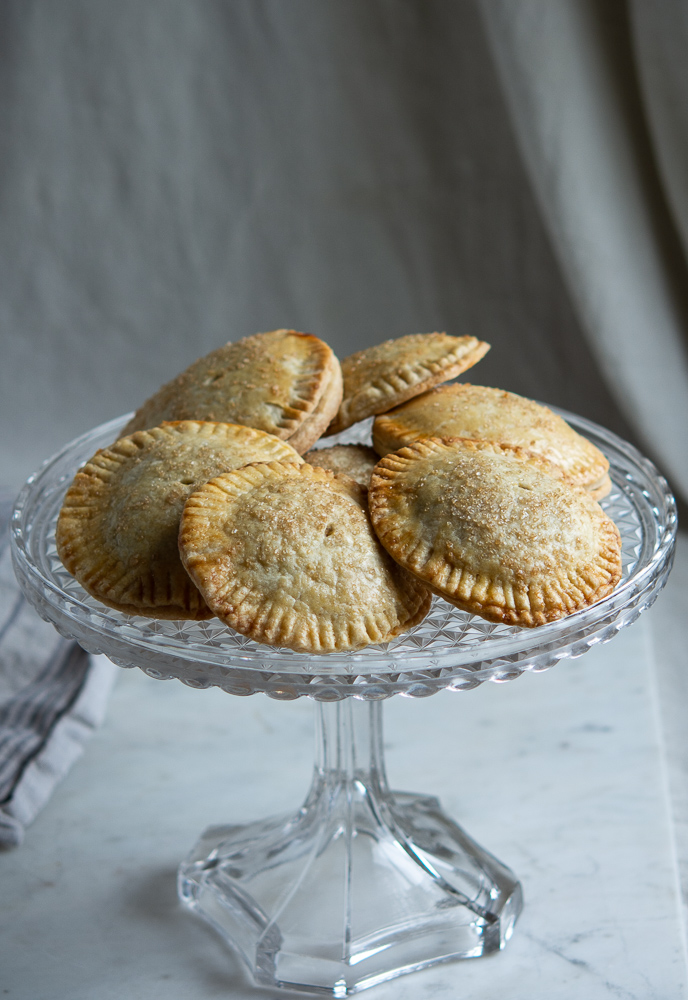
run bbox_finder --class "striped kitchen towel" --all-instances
[0,491,118,847]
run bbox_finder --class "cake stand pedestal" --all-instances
[179,697,522,994]
[10,410,676,996]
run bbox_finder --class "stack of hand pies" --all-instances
[56,329,622,653]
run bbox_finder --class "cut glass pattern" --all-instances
[12,409,675,700]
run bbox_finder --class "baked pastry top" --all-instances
[56,421,303,619]
[303,444,379,489]
[124,329,342,454]
[368,437,621,628]
[55,329,623,648]
[287,353,343,454]
[179,461,431,652]
[373,383,611,498]
[326,333,490,435]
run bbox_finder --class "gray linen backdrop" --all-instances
[480,0,688,503]
[1,0,656,495]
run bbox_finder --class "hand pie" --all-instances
[56,421,303,619]
[373,383,611,499]
[326,333,490,435]
[368,437,622,628]
[179,461,431,652]
[124,329,343,454]
[303,444,379,489]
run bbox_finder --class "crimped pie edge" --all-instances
[179,461,431,652]
[327,333,490,435]
[368,436,622,628]
[124,329,341,442]
[56,421,303,620]
[372,382,610,497]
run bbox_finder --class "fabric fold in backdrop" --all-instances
[0,494,118,847]
[478,0,688,504]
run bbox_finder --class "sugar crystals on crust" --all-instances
[179,461,431,652]
[303,444,379,489]
[124,329,343,454]
[368,437,622,627]
[326,333,490,435]
[56,421,303,619]
[373,383,611,498]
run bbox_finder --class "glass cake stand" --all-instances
[11,411,676,996]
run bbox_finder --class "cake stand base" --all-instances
[178,700,522,995]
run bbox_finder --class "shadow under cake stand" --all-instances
[11,411,676,996]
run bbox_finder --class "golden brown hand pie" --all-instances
[124,329,343,454]
[326,333,490,435]
[179,461,431,652]
[373,383,611,499]
[56,421,303,619]
[368,437,622,628]
[303,444,379,489]
[285,351,343,453]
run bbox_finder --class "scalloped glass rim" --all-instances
[10,408,677,699]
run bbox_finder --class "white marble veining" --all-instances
[1,596,687,998]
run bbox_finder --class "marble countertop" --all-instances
[1,535,687,999]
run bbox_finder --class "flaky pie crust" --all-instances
[373,383,611,499]
[179,461,431,652]
[327,333,490,435]
[124,329,342,453]
[368,437,622,627]
[56,421,303,619]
